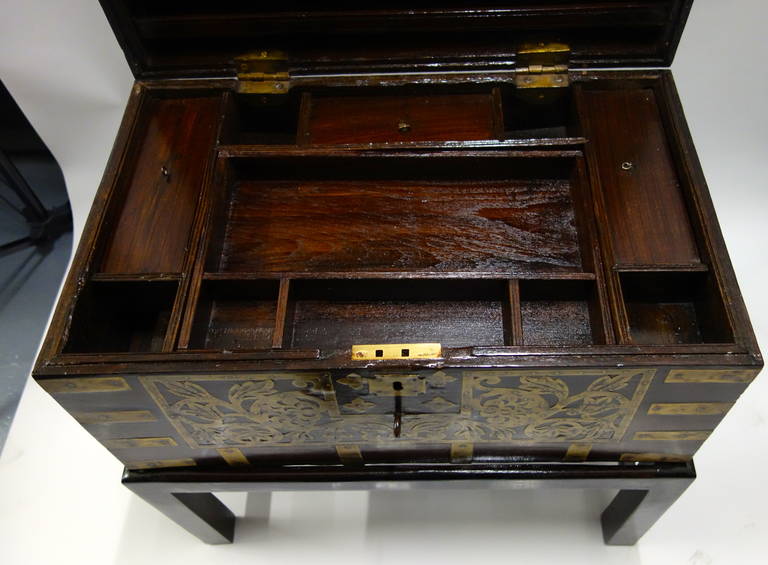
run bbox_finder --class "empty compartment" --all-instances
[63,281,177,353]
[288,279,507,351]
[621,272,733,345]
[209,156,585,275]
[223,92,302,145]
[501,87,575,139]
[188,280,279,350]
[520,280,603,345]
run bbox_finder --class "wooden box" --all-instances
[34,0,761,471]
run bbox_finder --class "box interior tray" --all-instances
[210,156,584,275]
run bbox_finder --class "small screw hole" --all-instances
[401,348,410,357]
[375,349,383,358]
[392,381,404,391]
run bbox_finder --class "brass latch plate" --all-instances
[351,343,442,361]
[235,50,290,94]
[515,42,570,89]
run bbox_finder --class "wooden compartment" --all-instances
[63,280,177,353]
[286,279,508,351]
[222,92,302,145]
[520,279,603,345]
[501,87,576,139]
[206,155,587,275]
[620,271,733,345]
[188,280,279,350]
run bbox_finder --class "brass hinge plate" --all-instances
[515,42,570,89]
[235,50,291,94]
[351,343,442,361]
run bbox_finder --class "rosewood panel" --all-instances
[579,88,700,268]
[305,92,496,144]
[220,177,583,274]
[100,95,220,274]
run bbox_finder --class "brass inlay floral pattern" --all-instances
[141,369,653,449]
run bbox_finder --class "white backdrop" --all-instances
[0,1,766,564]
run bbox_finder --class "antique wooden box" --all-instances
[34,0,761,472]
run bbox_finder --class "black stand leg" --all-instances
[601,476,694,545]
[122,460,695,545]
[124,482,235,544]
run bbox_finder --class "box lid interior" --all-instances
[100,1,693,79]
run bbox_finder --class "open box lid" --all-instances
[100,1,692,80]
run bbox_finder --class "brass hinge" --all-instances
[235,50,291,94]
[515,42,570,89]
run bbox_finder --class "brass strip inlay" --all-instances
[39,377,130,394]
[665,369,758,384]
[105,437,178,449]
[336,445,363,465]
[620,453,691,463]
[633,431,711,441]
[450,441,474,463]
[351,343,441,361]
[73,410,156,424]
[563,443,592,462]
[127,458,196,470]
[647,402,733,416]
[217,448,250,466]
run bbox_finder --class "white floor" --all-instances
[1,2,767,564]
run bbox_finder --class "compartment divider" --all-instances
[296,92,313,146]
[503,280,524,346]
[573,84,630,344]
[272,278,293,349]
[176,154,232,350]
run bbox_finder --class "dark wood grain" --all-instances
[188,280,279,350]
[100,95,220,274]
[288,279,506,350]
[99,1,693,78]
[221,178,583,274]
[579,88,700,267]
[306,93,495,144]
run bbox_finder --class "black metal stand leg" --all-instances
[124,483,235,544]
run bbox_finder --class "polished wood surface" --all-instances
[305,93,496,144]
[99,95,220,274]
[220,177,582,274]
[579,88,700,268]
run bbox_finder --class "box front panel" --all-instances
[37,365,758,469]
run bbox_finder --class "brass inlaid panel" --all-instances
[647,402,733,416]
[39,377,130,394]
[564,443,592,461]
[73,410,157,424]
[336,445,363,465]
[217,448,250,466]
[450,441,474,463]
[632,431,710,441]
[105,437,178,449]
[665,369,758,384]
[141,369,653,449]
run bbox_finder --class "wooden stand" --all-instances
[122,459,695,546]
